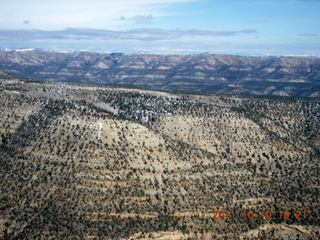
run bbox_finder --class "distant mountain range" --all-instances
[0,49,319,97]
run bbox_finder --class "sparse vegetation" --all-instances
[0,77,319,239]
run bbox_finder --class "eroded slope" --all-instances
[0,79,319,239]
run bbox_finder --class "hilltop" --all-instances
[0,76,319,239]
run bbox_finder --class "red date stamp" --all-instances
[212,209,306,220]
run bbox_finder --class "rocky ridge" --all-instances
[0,49,319,97]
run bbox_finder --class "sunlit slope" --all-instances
[0,80,319,239]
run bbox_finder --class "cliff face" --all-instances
[0,49,319,96]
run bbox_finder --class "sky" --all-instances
[0,0,320,55]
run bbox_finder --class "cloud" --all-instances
[23,20,30,25]
[0,28,257,42]
[0,0,201,30]
[134,14,153,24]
[183,29,258,36]
[297,33,317,36]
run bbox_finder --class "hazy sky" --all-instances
[1,0,320,55]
